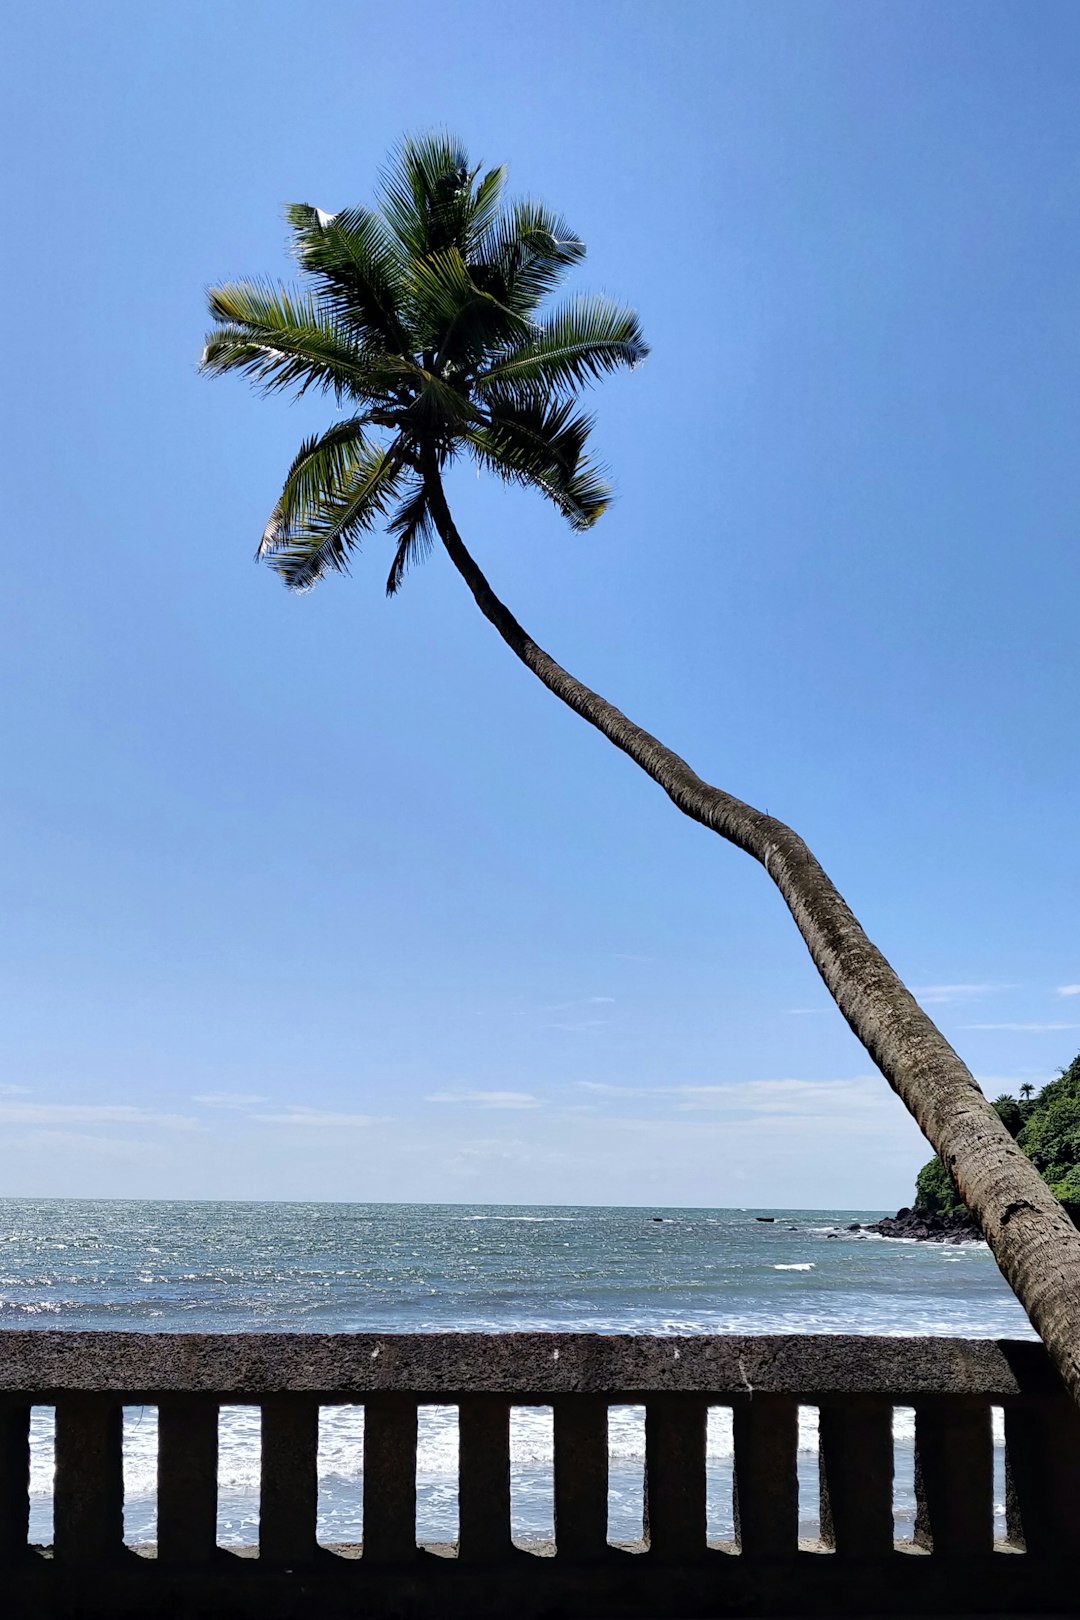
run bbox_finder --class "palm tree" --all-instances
[201,134,1080,1403]
[1020,1083,1036,1101]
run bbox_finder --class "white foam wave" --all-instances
[33,1397,999,1501]
[773,1263,815,1271]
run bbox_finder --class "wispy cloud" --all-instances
[1058,985,1080,998]
[0,1083,31,1096]
[544,996,615,1013]
[577,1076,896,1120]
[0,1102,200,1131]
[426,1090,541,1110]
[7,1129,171,1164]
[964,1022,1080,1033]
[250,1107,374,1128]
[193,1091,268,1110]
[912,983,1012,1005]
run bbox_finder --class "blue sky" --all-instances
[2,0,1079,1206]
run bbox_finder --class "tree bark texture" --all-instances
[424,471,1080,1409]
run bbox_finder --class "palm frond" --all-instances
[467,399,611,529]
[551,459,612,528]
[473,201,585,315]
[399,247,532,364]
[475,296,649,399]
[385,477,437,595]
[261,432,406,590]
[258,416,371,558]
[285,204,409,350]
[466,165,509,250]
[202,281,381,399]
[379,133,484,259]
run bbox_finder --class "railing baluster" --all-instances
[158,1396,219,1564]
[261,1396,319,1565]
[818,1400,893,1555]
[0,1400,30,1564]
[914,1402,993,1555]
[733,1396,798,1556]
[458,1396,510,1559]
[1004,1396,1080,1552]
[643,1395,707,1559]
[363,1395,417,1563]
[554,1395,608,1560]
[54,1394,124,1562]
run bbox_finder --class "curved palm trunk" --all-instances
[424,470,1080,1406]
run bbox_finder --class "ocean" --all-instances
[0,1199,1033,1548]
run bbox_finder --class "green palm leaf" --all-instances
[261,433,406,590]
[473,201,585,316]
[202,281,383,400]
[475,296,648,399]
[259,416,372,558]
[285,204,408,351]
[400,248,532,365]
[467,399,611,529]
[385,477,437,595]
[379,134,505,260]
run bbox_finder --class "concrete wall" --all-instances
[0,1332,1077,1618]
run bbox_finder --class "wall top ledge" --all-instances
[0,1332,1057,1399]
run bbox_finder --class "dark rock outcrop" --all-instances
[861,1206,979,1243]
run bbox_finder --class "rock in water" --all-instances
[865,1206,978,1242]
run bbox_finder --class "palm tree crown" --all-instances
[201,134,648,594]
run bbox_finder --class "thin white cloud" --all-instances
[964,1023,1080,1033]
[193,1091,268,1110]
[1058,985,1080,998]
[577,1076,897,1120]
[0,1102,200,1131]
[9,1129,171,1164]
[544,996,616,1012]
[426,1090,541,1110]
[0,1081,931,1206]
[250,1107,374,1128]
[0,1083,31,1095]
[912,983,1012,1005]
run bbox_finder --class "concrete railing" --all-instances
[1,1331,1079,1617]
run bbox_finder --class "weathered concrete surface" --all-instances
[0,1333,1062,1398]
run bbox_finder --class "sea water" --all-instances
[0,1200,1032,1547]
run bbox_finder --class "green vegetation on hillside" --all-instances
[915,1054,1080,1221]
